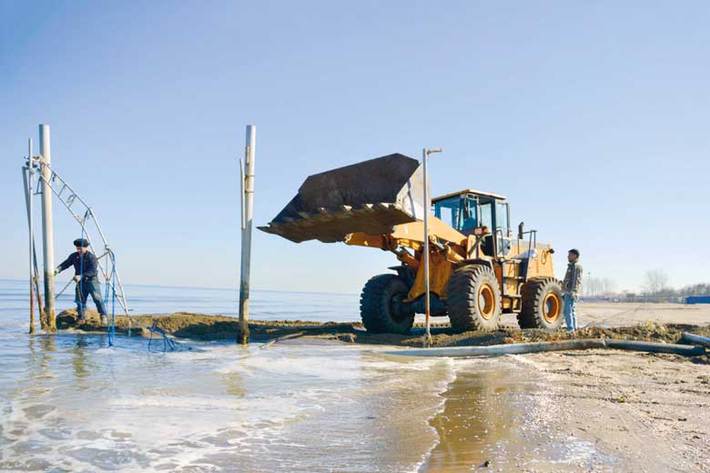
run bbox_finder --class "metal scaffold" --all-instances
[22,124,129,337]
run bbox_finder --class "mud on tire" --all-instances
[447,264,502,332]
[518,277,564,330]
[360,274,415,334]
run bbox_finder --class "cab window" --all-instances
[433,196,477,233]
[495,201,509,234]
[479,201,493,230]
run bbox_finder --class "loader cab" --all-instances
[433,189,511,257]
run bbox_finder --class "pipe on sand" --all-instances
[386,338,705,358]
[680,332,710,348]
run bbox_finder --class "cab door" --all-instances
[478,200,495,256]
[494,201,511,256]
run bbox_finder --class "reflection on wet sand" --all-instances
[422,362,532,472]
[221,367,246,398]
[27,334,56,386]
[71,335,91,384]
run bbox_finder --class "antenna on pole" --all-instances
[422,147,442,347]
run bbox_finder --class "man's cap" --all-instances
[568,248,580,257]
[73,238,90,248]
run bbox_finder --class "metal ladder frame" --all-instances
[28,159,130,315]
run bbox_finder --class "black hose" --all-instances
[386,338,705,358]
[680,332,710,348]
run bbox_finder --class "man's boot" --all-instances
[76,305,86,324]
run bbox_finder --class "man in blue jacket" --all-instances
[55,238,108,324]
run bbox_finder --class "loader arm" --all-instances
[343,217,468,301]
[258,154,478,301]
[343,216,467,264]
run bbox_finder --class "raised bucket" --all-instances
[259,153,426,243]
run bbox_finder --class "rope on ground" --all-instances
[385,338,706,358]
[260,331,306,349]
[148,320,195,353]
[147,320,176,352]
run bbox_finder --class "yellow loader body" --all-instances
[260,153,561,333]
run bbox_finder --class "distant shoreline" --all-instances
[0,278,359,297]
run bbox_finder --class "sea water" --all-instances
[0,279,608,472]
[0,280,455,472]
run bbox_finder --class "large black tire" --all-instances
[360,274,415,334]
[447,265,502,332]
[518,277,564,330]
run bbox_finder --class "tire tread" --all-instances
[517,277,563,329]
[447,264,501,332]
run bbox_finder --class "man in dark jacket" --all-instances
[55,238,108,324]
[561,248,583,331]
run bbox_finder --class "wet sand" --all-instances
[419,350,709,472]
[514,350,709,472]
[418,302,710,472]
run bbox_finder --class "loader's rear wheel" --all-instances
[447,265,502,332]
[360,274,415,334]
[518,277,564,330]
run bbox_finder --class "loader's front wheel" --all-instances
[518,277,564,330]
[447,265,502,332]
[360,274,415,334]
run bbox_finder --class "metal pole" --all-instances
[23,138,35,334]
[422,148,430,346]
[238,125,256,344]
[32,246,44,324]
[39,124,56,332]
[422,147,442,347]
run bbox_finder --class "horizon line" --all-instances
[0,278,359,297]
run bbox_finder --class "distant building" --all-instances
[686,295,710,305]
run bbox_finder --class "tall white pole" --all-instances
[422,148,431,346]
[39,124,56,332]
[422,148,442,347]
[239,125,256,344]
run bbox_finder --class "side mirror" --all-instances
[518,221,525,240]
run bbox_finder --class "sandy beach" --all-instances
[423,302,710,472]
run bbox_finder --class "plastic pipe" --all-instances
[680,332,710,348]
[386,338,705,358]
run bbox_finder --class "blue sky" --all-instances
[1,1,709,293]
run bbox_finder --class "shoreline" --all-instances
[27,306,710,471]
[55,309,710,353]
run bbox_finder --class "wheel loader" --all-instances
[259,153,564,333]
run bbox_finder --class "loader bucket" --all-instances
[259,153,427,243]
